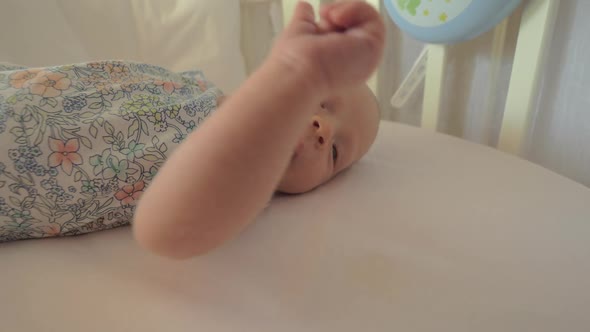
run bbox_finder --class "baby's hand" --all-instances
[270,1,385,91]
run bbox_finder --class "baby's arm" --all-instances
[135,60,320,258]
[133,1,385,259]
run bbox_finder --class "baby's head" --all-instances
[278,84,380,194]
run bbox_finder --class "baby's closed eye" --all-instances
[332,144,338,163]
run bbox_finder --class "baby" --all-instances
[0,1,385,258]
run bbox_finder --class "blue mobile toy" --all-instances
[384,0,523,44]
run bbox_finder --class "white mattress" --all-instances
[2,121,590,332]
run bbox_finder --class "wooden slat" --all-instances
[422,45,447,130]
[482,18,509,145]
[498,0,559,154]
[366,0,381,94]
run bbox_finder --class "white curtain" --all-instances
[528,0,590,187]
[0,0,247,93]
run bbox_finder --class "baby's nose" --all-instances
[313,118,332,148]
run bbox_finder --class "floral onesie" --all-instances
[0,61,223,242]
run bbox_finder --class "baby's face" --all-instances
[277,84,380,194]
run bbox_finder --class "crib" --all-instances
[1,1,590,331]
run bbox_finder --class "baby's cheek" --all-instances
[278,161,320,194]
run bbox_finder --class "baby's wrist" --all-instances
[263,53,329,96]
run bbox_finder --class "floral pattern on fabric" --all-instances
[0,61,222,242]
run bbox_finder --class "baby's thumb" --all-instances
[285,1,318,36]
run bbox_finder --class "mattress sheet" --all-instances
[1,122,590,332]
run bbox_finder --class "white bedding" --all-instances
[2,121,589,332]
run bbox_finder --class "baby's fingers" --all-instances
[324,1,385,41]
